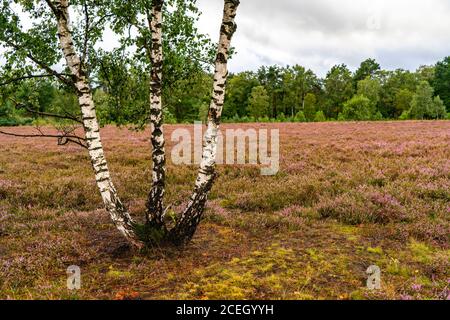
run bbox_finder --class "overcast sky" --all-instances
[196,0,450,77]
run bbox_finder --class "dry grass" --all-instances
[0,121,449,300]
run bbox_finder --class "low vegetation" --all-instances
[0,121,448,300]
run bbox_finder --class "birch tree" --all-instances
[0,0,143,247]
[91,0,240,245]
[169,0,240,245]
[0,0,241,248]
[130,0,241,245]
[104,0,215,128]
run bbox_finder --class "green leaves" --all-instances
[94,0,214,126]
[0,0,214,127]
[353,58,381,85]
[433,56,450,112]
[409,81,446,120]
[248,85,270,119]
[341,95,373,121]
[93,48,149,127]
[324,64,354,118]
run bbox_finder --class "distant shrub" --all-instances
[313,111,326,122]
[165,115,177,125]
[240,116,250,123]
[197,103,209,123]
[409,81,447,119]
[373,111,383,121]
[303,93,317,121]
[431,96,447,119]
[341,95,372,121]
[293,111,306,122]
[399,110,410,120]
[276,113,287,122]
[248,85,270,119]
[0,117,33,127]
[0,118,18,126]
[230,114,240,123]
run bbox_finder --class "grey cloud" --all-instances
[196,0,450,76]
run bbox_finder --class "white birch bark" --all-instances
[146,0,166,227]
[49,0,142,248]
[169,0,240,244]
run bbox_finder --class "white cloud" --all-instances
[196,0,450,76]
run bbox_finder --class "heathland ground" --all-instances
[0,121,449,300]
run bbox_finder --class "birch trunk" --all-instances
[146,0,166,228]
[50,0,142,248]
[169,0,240,245]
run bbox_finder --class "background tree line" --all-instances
[1,56,449,126]
[223,57,449,123]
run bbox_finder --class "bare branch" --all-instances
[186,48,215,67]
[1,99,86,148]
[22,107,82,124]
[0,129,87,149]
[8,98,83,124]
[0,73,71,87]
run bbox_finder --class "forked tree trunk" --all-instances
[146,0,166,229]
[49,0,142,248]
[169,0,240,245]
[45,0,240,249]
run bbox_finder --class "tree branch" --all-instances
[43,0,59,17]
[88,13,114,34]
[4,39,73,87]
[8,98,83,124]
[0,130,87,149]
[22,106,82,124]
[81,1,90,68]
[0,73,71,87]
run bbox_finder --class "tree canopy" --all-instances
[1,5,448,125]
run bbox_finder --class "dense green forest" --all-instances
[1,56,449,126]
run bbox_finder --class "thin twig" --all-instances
[0,74,70,87]
[9,98,82,124]
[81,1,90,68]
[0,130,87,146]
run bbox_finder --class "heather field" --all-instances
[0,121,449,300]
